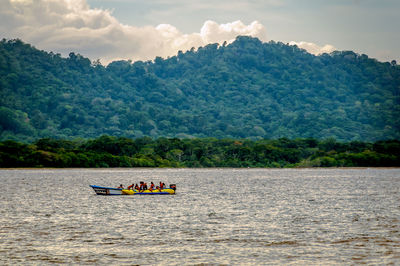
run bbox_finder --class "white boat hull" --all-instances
[90,185,123,195]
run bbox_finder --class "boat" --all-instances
[121,187,175,195]
[90,184,176,195]
[90,185,123,195]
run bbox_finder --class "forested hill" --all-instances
[0,37,399,142]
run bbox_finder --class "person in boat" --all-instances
[156,185,160,192]
[135,184,139,191]
[143,182,148,190]
[150,182,155,191]
[127,184,134,190]
[160,182,164,189]
[139,181,144,191]
[117,184,124,189]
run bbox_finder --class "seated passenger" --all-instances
[127,184,134,190]
[117,184,124,189]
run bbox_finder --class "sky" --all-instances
[1,0,399,64]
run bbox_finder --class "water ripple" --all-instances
[0,168,399,265]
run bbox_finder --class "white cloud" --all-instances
[200,20,267,44]
[0,0,335,64]
[289,41,336,55]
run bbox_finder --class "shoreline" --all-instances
[1,167,400,170]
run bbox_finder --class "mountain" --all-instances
[0,37,399,142]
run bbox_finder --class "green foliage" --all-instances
[0,137,398,168]
[0,37,399,142]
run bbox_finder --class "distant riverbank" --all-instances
[1,136,399,168]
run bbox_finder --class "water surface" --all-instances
[1,168,399,264]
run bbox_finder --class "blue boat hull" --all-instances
[90,185,123,195]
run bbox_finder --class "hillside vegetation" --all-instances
[1,137,399,168]
[0,37,399,141]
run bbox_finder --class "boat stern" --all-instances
[90,185,123,195]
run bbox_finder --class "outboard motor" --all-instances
[170,184,176,191]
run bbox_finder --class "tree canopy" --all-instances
[1,137,399,168]
[0,37,399,142]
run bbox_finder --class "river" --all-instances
[1,168,399,265]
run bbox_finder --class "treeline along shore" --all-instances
[1,136,399,168]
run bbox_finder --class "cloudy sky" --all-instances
[1,0,398,64]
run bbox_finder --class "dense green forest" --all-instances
[0,37,399,142]
[1,136,399,168]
